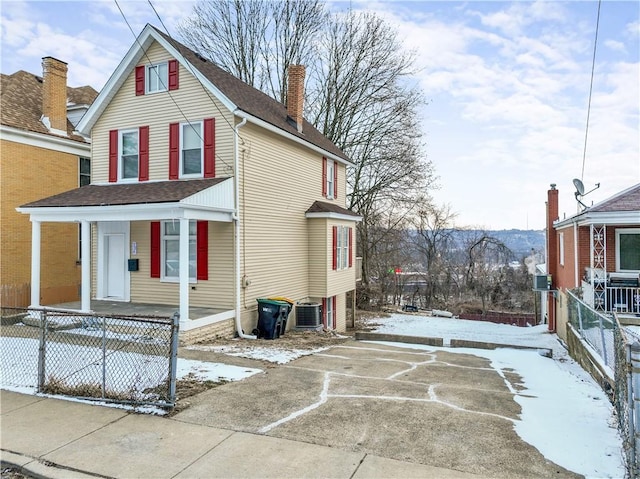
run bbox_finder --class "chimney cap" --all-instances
[42,56,68,65]
[550,183,556,190]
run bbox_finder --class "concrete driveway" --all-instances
[175,340,579,478]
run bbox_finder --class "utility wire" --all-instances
[581,0,602,182]
[113,0,235,172]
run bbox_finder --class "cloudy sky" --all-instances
[1,0,638,230]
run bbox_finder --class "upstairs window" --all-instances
[147,63,168,93]
[181,122,203,177]
[617,229,640,271]
[322,157,337,199]
[135,59,179,96]
[120,129,139,180]
[332,225,353,270]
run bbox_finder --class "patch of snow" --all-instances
[186,344,328,364]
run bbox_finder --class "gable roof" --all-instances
[555,182,640,228]
[1,70,97,142]
[20,177,229,208]
[78,24,349,164]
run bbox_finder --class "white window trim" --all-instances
[118,128,139,183]
[559,232,564,266]
[146,62,168,94]
[179,121,204,179]
[616,228,640,272]
[325,296,335,330]
[160,220,197,283]
[326,159,335,200]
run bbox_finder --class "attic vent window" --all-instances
[147,62,168,93]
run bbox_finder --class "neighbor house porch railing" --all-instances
[582,281,640,315]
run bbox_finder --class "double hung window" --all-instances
[120,129,139,180]
[181,122,203,177]
[147,62,168,94]
[162,221,196,280]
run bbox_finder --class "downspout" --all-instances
[233,115,255,339]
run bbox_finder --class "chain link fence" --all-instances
[0,307,179,408]
[567,290,615,369]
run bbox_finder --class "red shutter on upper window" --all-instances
[139,126,149,181]
[108,130,118,182]
[150,222,161,278]
[168,59,179,91]
[322,157,327,197]
[203,118,215,178]
[332,296,337,329]
[135,65,145,96]
[332,225,338,270]
[348,227,353,267]
[196,221,208,280]
[334,163,338,199]
[169,123,179,180]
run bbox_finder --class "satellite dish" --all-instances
[573,178,585,196]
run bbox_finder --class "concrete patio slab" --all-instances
[42,413,233,479]
[0,390,43,414]
[352,454,486,479]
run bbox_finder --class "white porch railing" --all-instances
[606,287,640,314]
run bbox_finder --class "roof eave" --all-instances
[305,211,362,222]
[554,210,640,228]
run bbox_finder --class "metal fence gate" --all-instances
[0,307,179,408]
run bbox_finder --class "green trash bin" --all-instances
[256,298,289,339]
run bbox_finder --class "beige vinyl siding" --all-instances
[129,221,234,308]
[307,218,328,296]
[92,41,235,184]
[335,292,346,332]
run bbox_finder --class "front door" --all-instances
[105,234,125,299]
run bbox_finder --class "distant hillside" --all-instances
[450,229,545,258]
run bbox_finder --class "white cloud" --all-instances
[604,39,626,53]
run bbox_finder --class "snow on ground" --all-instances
[186,344,328,364]
[365,313,625,479]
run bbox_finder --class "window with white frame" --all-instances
[181,121,203,177]
[325,296,334,329]
[337,226,349,270]
[326,159,335,199]
[616,229,640,271]
[559,232,564,266]
[162,221,196,280]
[119,129,139,180]
[146,62,168,94]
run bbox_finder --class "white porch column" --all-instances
[30,220,41,308]
[81,221,91,312]
[179,218,190,323]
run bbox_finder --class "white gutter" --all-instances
[233,117,255,339]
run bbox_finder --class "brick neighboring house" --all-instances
[1,58,97,307]
[545,182,640,340]
[18,25,361,341]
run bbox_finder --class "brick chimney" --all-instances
[41,56,68,135]
[546,183,559,332]
[287,65,305,133]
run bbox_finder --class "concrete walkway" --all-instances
[1,390,482,479]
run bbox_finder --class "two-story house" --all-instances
[18,24,361,342]
[545,182,640,340]
[1,58,97,307]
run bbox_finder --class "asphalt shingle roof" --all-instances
[21,178,229,208]
[589,183,640,213]
[306,200,361,218]
[153,27,349,162]
[1,70,98,142]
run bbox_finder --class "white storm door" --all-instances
[105,234,125,299]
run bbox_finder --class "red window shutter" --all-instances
[334,163,338,199]
[168,59,179,91]
[322,298,327,328]
[348,227,353,267]
[108,130,118,182]
[332,296,337,329]
[138,126,149,181]
[135,65,145,96]
[150,222,161,278]
[196,221,208,280]
[203,118,215,178]
[169,123,179,180]
[332,225,338,270]
[322,157,327,196]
